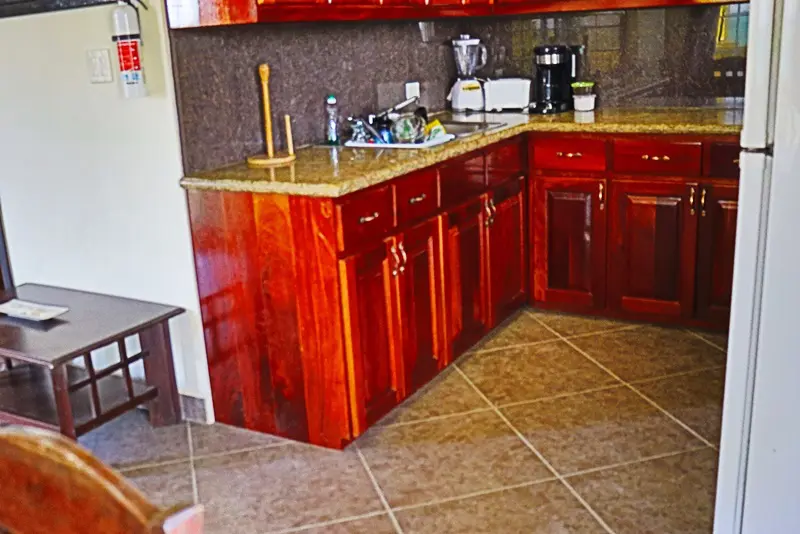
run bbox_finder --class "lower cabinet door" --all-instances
[339,238,403,435]
[446,197,490,357]
[608,178,699,318]
[396,217,446,394]
[488,177,527,326]
[695,182,739,325]
[532,176,607,310]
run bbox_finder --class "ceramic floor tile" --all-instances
[190,421,287,457]
[78,410,190,470]
[531,310,636,338]
[570,326,726,382]
[459,341,619,406]
[298,514,397,533]
[358,411,553,508]
[634,367,726,445]
[377,368,487,426]
[692,329,729,351]
[569,448,718,534]
[194,443,383,532]
[502,386,702,474]
[395,481,606,533]
[123,460,195,510]
[469,312,558,353]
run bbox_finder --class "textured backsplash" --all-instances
[171,4,748,173]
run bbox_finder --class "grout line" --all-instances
[355,445,405,534]
[186,422,200,505]
[626,364,727,386]
[560,445,712,479]
[190,441,291,462]
[530,315,718,451]
[116,456,193,474]
[685,328,728,354]
[465,337,562,356]
[390,476,558,512]
[453,365,617,534]
[495,383,626,409]
[266,511,389,534]
[376,407,495,428]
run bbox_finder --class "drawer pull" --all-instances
[408,193,427,205]
[641,154,671,162]
[733,158,740,165]
[555,151,583,159]
[358,212,380,224]
[397,242,407,273]
[390,245,401,277]
[689,186,696,216]
[598,183,604,211]
[700,188,707,217]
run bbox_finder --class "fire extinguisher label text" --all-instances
[116,40,141,73]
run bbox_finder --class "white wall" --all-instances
[0,3,211,414]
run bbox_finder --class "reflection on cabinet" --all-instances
[532,176,606,311]
[608,179,699,318]
[488,176,527,325]
[695,182,739,325]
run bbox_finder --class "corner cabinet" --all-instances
[488,176,527,325]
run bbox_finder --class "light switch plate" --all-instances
[87,49,113,84]
[405,81,421,100]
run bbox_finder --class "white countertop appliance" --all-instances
[483,78,532,111]
[448,34,488,112]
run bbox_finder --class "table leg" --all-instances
[51,366,76,439]
[140,321,181,426]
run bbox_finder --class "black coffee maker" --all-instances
[529,45,582,114]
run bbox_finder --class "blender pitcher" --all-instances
[452,35,488,78]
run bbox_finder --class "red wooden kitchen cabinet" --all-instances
[446,197,490,357]
[487,176,527,326]
[607,178,699,319]
[395,217,448,395]
[531,176,607,311]
[338,237,404,435]
[695,181,739,326]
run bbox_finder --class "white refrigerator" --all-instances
[715,0,800,531]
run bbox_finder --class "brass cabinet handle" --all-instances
[700,188,707,217]
[484,199,493,227]
[358,212,379,224]
[733,158,740,165]
[556,151,582,158]
[642,154,671,161]
[390,245,401,277]
[408,193,427,205]
[598,183,604,211]
[689,186,696,216]
[397,242,407,273]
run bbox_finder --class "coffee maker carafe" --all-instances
[448,34,488,112]
[529,45,580,114]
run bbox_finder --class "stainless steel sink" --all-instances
[437,120,506,138]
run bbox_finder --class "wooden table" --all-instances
[0,284,184,438]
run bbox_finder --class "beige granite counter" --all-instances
[180,107,743,197]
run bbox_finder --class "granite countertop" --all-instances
[180,107,743,197]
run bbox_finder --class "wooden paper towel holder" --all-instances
[247,64,296,168]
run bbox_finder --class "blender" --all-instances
[448,34,488,112]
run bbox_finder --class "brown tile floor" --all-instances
[78,309,727,533]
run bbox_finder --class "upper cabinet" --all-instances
[167,0,735,28]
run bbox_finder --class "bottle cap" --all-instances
[326,94,337,105]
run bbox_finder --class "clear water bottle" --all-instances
[325,94,340,145]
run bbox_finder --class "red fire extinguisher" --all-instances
[112,0,148,98]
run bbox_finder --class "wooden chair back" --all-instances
[0,427,203,534]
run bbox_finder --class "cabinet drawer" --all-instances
[532,137,607,172]
[336,185,394,252]
[395,168,439,226]
[707,142,741,178]
[440,152,486,207]
[486,138,524,187]
[613,139,702,176]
